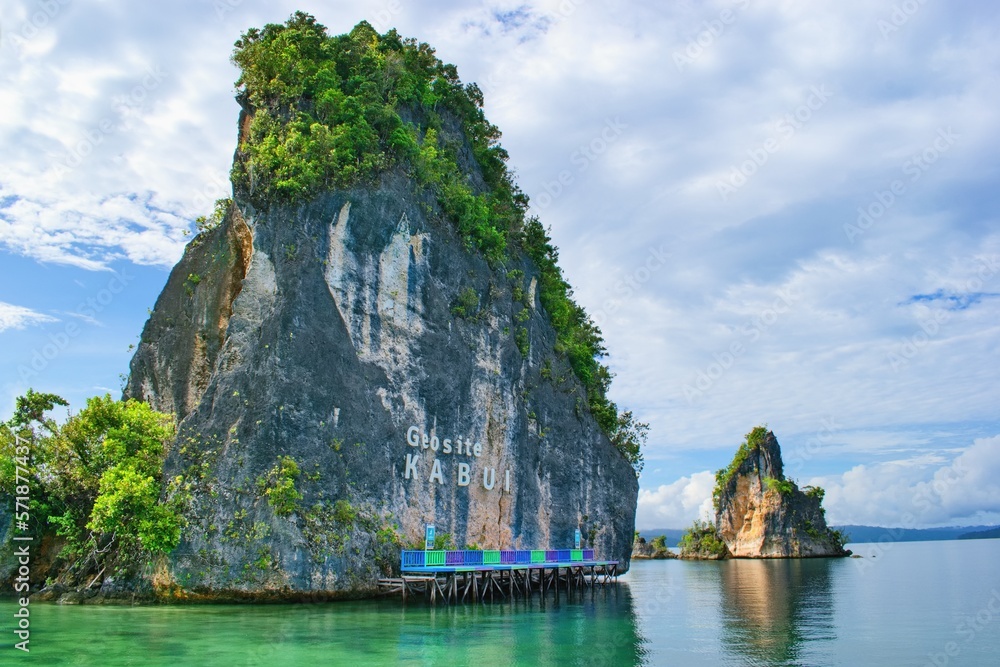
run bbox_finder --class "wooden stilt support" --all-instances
[395,550,620,604]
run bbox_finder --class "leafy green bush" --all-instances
[332,498,357,524]
[1,391,185,573]
[679,520,727,558]
[713,425,769,510]
[515,326,529,357]
[195,198,231,234]
[451,286,480,319]
[764,476,796,496]
[433,532,457,550]
[829,528,850,549]
[610,411,647,474]
[257,455,303,516]
[803,485,826,503]
[803,521,849,550]
[521,219,646,472]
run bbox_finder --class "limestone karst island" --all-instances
[2,14,643,603]
[674,427,849,560]
[3,14,845,608]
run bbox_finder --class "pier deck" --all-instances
[381,549,620,604]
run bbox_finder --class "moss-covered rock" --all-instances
[713,428,849,558]
[121,14,640,600]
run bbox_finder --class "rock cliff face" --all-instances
[124,143,637,599]
[714,430,847,558]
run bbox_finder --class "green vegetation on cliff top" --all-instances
[712,425,769,510]
[229,12,644,472]
[679,520,727,558]
[230,12,521,259]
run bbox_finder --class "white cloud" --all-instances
[638,435,1000,529]
[0,0,245,270]
[0,302,57,332]
[636,470,715,529]
[810,435,1000,527]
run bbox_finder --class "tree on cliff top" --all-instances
[228,13,646,472]
[713,425,769,510]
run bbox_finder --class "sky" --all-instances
[2,0,999,530]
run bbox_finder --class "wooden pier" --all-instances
[378,549,619,604]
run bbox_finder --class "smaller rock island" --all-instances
[681,426,850,559]
[631,534,677,560]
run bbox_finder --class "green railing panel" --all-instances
[425,550,445,566]
[483,550,501,564]
[530,550,546,563]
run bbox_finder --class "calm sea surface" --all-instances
[2,540,999,666]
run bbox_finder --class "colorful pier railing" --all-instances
[387,546,619,604]
[399,547,609,569]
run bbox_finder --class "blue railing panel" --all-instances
[402,550,426,567]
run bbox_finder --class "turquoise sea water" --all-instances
[2,539,999,665]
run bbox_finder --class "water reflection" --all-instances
[11,541,1000,665]
[0,583,646,667]
[5,583,647,666]
[718,558,836,666]
[392,584,648,667]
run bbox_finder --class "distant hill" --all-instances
[639,525,1000,547]
[637,529,687,548]
[831,525,998,544]
[957,527,1000,540]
